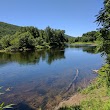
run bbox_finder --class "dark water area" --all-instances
[0,46,104,110]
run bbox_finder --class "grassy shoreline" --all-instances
[69,41,100,46]
[58,65,110,110]
[0,42,99,53]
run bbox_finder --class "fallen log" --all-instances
[65,69,79,93]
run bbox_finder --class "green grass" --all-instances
[72,42,95,44]
[69,41,101,46]
[59,64,110,110]
[69,42,98,47]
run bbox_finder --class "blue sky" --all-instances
[0,0,103,36]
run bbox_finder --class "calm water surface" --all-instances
[0,46,104,110]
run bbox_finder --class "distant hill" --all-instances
[0,22,21,38]
[65,34,75,38]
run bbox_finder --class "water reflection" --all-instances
[0,46,104,110]
[0,46,99,66]
[0,49,65,65]
[70,45,99,54]
[82,46,98,54]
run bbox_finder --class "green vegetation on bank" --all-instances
[59,65,110,110]
[0,23,68,51]
[81,65,110,110]
[0,22,103,52]
[68,31,102,44]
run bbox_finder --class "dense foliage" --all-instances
[0,23,67,51]
[96,0,110,88]
[68,31,101,43]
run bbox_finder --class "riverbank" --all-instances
[69,41,99,47]
[56,65,110,110]
[0,45,65,53]
[0,41,100,53]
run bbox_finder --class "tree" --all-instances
[10,31,35,50]
[20,26,40,38]
[0,35,11,48]
[96,0,110,40]
[18,32,35,49]
[96,0,110,87]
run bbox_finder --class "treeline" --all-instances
[0,22,104,51]
[0,23,68,51]
[68,31,101,43]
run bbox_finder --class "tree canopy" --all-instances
[0,23,68,51]
[96,0,110,87]
[68,30,101,43]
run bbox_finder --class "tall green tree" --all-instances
[96,0,110,40]
[0,35,11,48]
[96,0,110,87]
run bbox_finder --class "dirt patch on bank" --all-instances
[54,93,88,110]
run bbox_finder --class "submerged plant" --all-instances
[0,87,14,110]
[0,103,14,110]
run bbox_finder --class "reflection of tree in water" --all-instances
[0,49,65,65]
[82,46,98,54]
[70,45,100,54]
[46,50,65,64]
[0,51,40,65]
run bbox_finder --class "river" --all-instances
[0,46,104,110]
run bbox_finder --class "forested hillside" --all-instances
[0,22,20,38]
[0,22,68,51]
